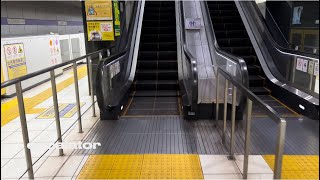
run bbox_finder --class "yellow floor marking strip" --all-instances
[269,95,301,116]
[77,154,204,179]
[1,65,87,126]
[263,155,319,179]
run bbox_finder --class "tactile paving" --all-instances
[77,154,204,179]
[263,155,319,179]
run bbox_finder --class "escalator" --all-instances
[124,1,180,116]
[206,1,319,119]
[208,1,268,95]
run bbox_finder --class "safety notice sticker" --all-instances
[296,58,303,71]
[37,103,85,119]
[4,43,27,80]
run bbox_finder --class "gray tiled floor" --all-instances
[75,115,319,155]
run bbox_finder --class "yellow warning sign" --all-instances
[4,43,27,80]
[87,21,114,41]
[37,103,85,119]
[1,66,6,95]
[85,0,113,21]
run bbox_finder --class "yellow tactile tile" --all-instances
[1,65,88,126]
[263,155,319,179]
[77,154,204,179]
[78,169,110,179]
[108,169,141,179]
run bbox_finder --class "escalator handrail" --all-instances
[95,1,140,110]
[180,1,198,111]
[238,1,319,100]
[202,1,249,89]
[250,1,319,59]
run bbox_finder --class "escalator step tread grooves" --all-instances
[127,1,179,116]
[207,1,269,95]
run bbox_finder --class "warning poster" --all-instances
[85,0,113,21]
[296,58,303,71]
[87,21,114,41]
[3,43,27,80]
[49,37,60,65]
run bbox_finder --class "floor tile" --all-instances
[1,143,24,158]
[1,158,28,179]
[2,130,42,144]
[56,156,86,177]
[235,155,273,174]
[1,158,10,167]
[200,155,241,174]
[204,174,242,179]
[34,156,69,178]
[1,131,14,141]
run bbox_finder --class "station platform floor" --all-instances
[1,64,319,179]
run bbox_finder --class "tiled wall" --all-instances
[1,1,84,36]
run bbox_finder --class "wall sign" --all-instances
[296,58,303,71]
[87,21,115,41]
[85,0,113,21]
[302,59,308,72]
[292,6,303,25]
[308,60,314,75]
[185,18,201,30]
[3,43,27,80]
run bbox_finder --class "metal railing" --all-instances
[1,47,111,179]
[216,67,286,179]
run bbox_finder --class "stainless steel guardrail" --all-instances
[1,47,111,179]
[216,67,286,179]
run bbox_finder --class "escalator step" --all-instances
[138,51,177,60]
[137,60,177,70]
[217,38,251,47]
[247,65,261,75]
[212,23,244,31]
[136,70,178,80]
[214,30,248,39]
[221,47,254,56]
[209,10,239,16]
[249,75,265,87]
[142,27,176,34]
[250,87,270,95]
[140,42,177,51]
[134,80,178,91]
[141,34,176,42]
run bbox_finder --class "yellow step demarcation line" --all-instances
[1,65,88,126]
[77,154,204,179]
[263,155,319,179]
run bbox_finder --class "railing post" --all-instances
[228,85,236,160]
[73,62,83,133]
[243,98,253,179]
[274,120,286,179]
[222,79,228,144]
[50,70,64,156]
[88,56,96,117]
[215,72,219,122]
[15,82,34,179]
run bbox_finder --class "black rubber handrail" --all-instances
[180,1,199,112]
[1,48,110,89]
[95,1,140,110]
[250,1,319,59]
[240,1,319,100]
